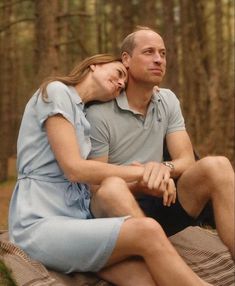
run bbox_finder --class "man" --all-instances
[87,26,234,259]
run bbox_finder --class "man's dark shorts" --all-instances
[137,195,215,236]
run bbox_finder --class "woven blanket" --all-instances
[0,227,234,286]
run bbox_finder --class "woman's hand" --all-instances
[131,161,176,206]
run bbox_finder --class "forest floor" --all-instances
[0,178,15,230]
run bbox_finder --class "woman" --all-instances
[9,54,212,286]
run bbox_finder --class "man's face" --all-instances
[122,30,166,86]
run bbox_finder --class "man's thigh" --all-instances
[137,195,197,236]
[137,194,215,236]
[176,158,213,218]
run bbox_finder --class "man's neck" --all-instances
[125,83,154,115]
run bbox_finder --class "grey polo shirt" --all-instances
[86,89,185,165]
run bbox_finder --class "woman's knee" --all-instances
[108,218,171,266]
[125,218,167,252]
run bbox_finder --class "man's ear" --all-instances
[90,64,96,71]
[122,52,130,68]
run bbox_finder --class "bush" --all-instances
[0,259,17,286]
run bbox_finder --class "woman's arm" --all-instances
[45,115,144,184]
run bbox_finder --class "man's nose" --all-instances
[153,53,163,63]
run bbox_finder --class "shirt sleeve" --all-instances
[86,104,110,158]
[35,81,75,128]
[165,90,185,134]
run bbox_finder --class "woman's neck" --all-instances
[74,76,96,104]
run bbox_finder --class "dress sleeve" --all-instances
[35,81,75,128]
[86,104,110,158]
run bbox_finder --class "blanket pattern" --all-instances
[0,227,234,286]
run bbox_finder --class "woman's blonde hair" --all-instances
[40,54,121,101]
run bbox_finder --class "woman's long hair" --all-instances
[40,54,121,101]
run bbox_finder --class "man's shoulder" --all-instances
[87,100,115,111]
[158,88,176,97]
[157,88,179,103]
[86,100,116,120]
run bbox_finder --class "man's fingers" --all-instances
[165,179,177,206]
[163,189,169,206]
[143,162,160,186]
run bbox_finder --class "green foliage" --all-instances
[0,259,17,286]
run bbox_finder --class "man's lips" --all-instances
[149,68,163,74]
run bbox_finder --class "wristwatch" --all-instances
[162,161,174,171]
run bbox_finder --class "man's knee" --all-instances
[101,176,127,189]
[92,176,134,212]
[97,176,130,200]
[197,156,233,182]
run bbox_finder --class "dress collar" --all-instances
[68,85,84,107]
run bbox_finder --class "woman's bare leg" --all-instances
[104,217,212,286]
[98,257,157,286]
[91,177,212,285]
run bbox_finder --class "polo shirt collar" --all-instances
[151,90,161,103]
[116,91,131,111]
[116,90,159,115]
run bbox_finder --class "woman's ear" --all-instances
[121,52,130,68]
[90,64,96,71]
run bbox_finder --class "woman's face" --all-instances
[92,61,128,101]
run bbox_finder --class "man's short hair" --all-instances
[120,26,156,56]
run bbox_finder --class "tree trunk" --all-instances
[161,0,179,95]
[0,0,14,181]
[34,0,60,84]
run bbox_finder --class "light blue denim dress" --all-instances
[8,81,126,273]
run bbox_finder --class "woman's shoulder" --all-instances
[46,81,69,93]
[44,81,78,105]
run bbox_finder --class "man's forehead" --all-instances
[135,30,163,41]
[134,30,164,46]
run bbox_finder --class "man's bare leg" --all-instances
[91,176,145,218]
[177,156,235,258]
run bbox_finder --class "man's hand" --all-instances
[131,161,176,206]
[142,161,172,190]
[163,178,176,206]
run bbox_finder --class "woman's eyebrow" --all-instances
[119,68,127,79]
